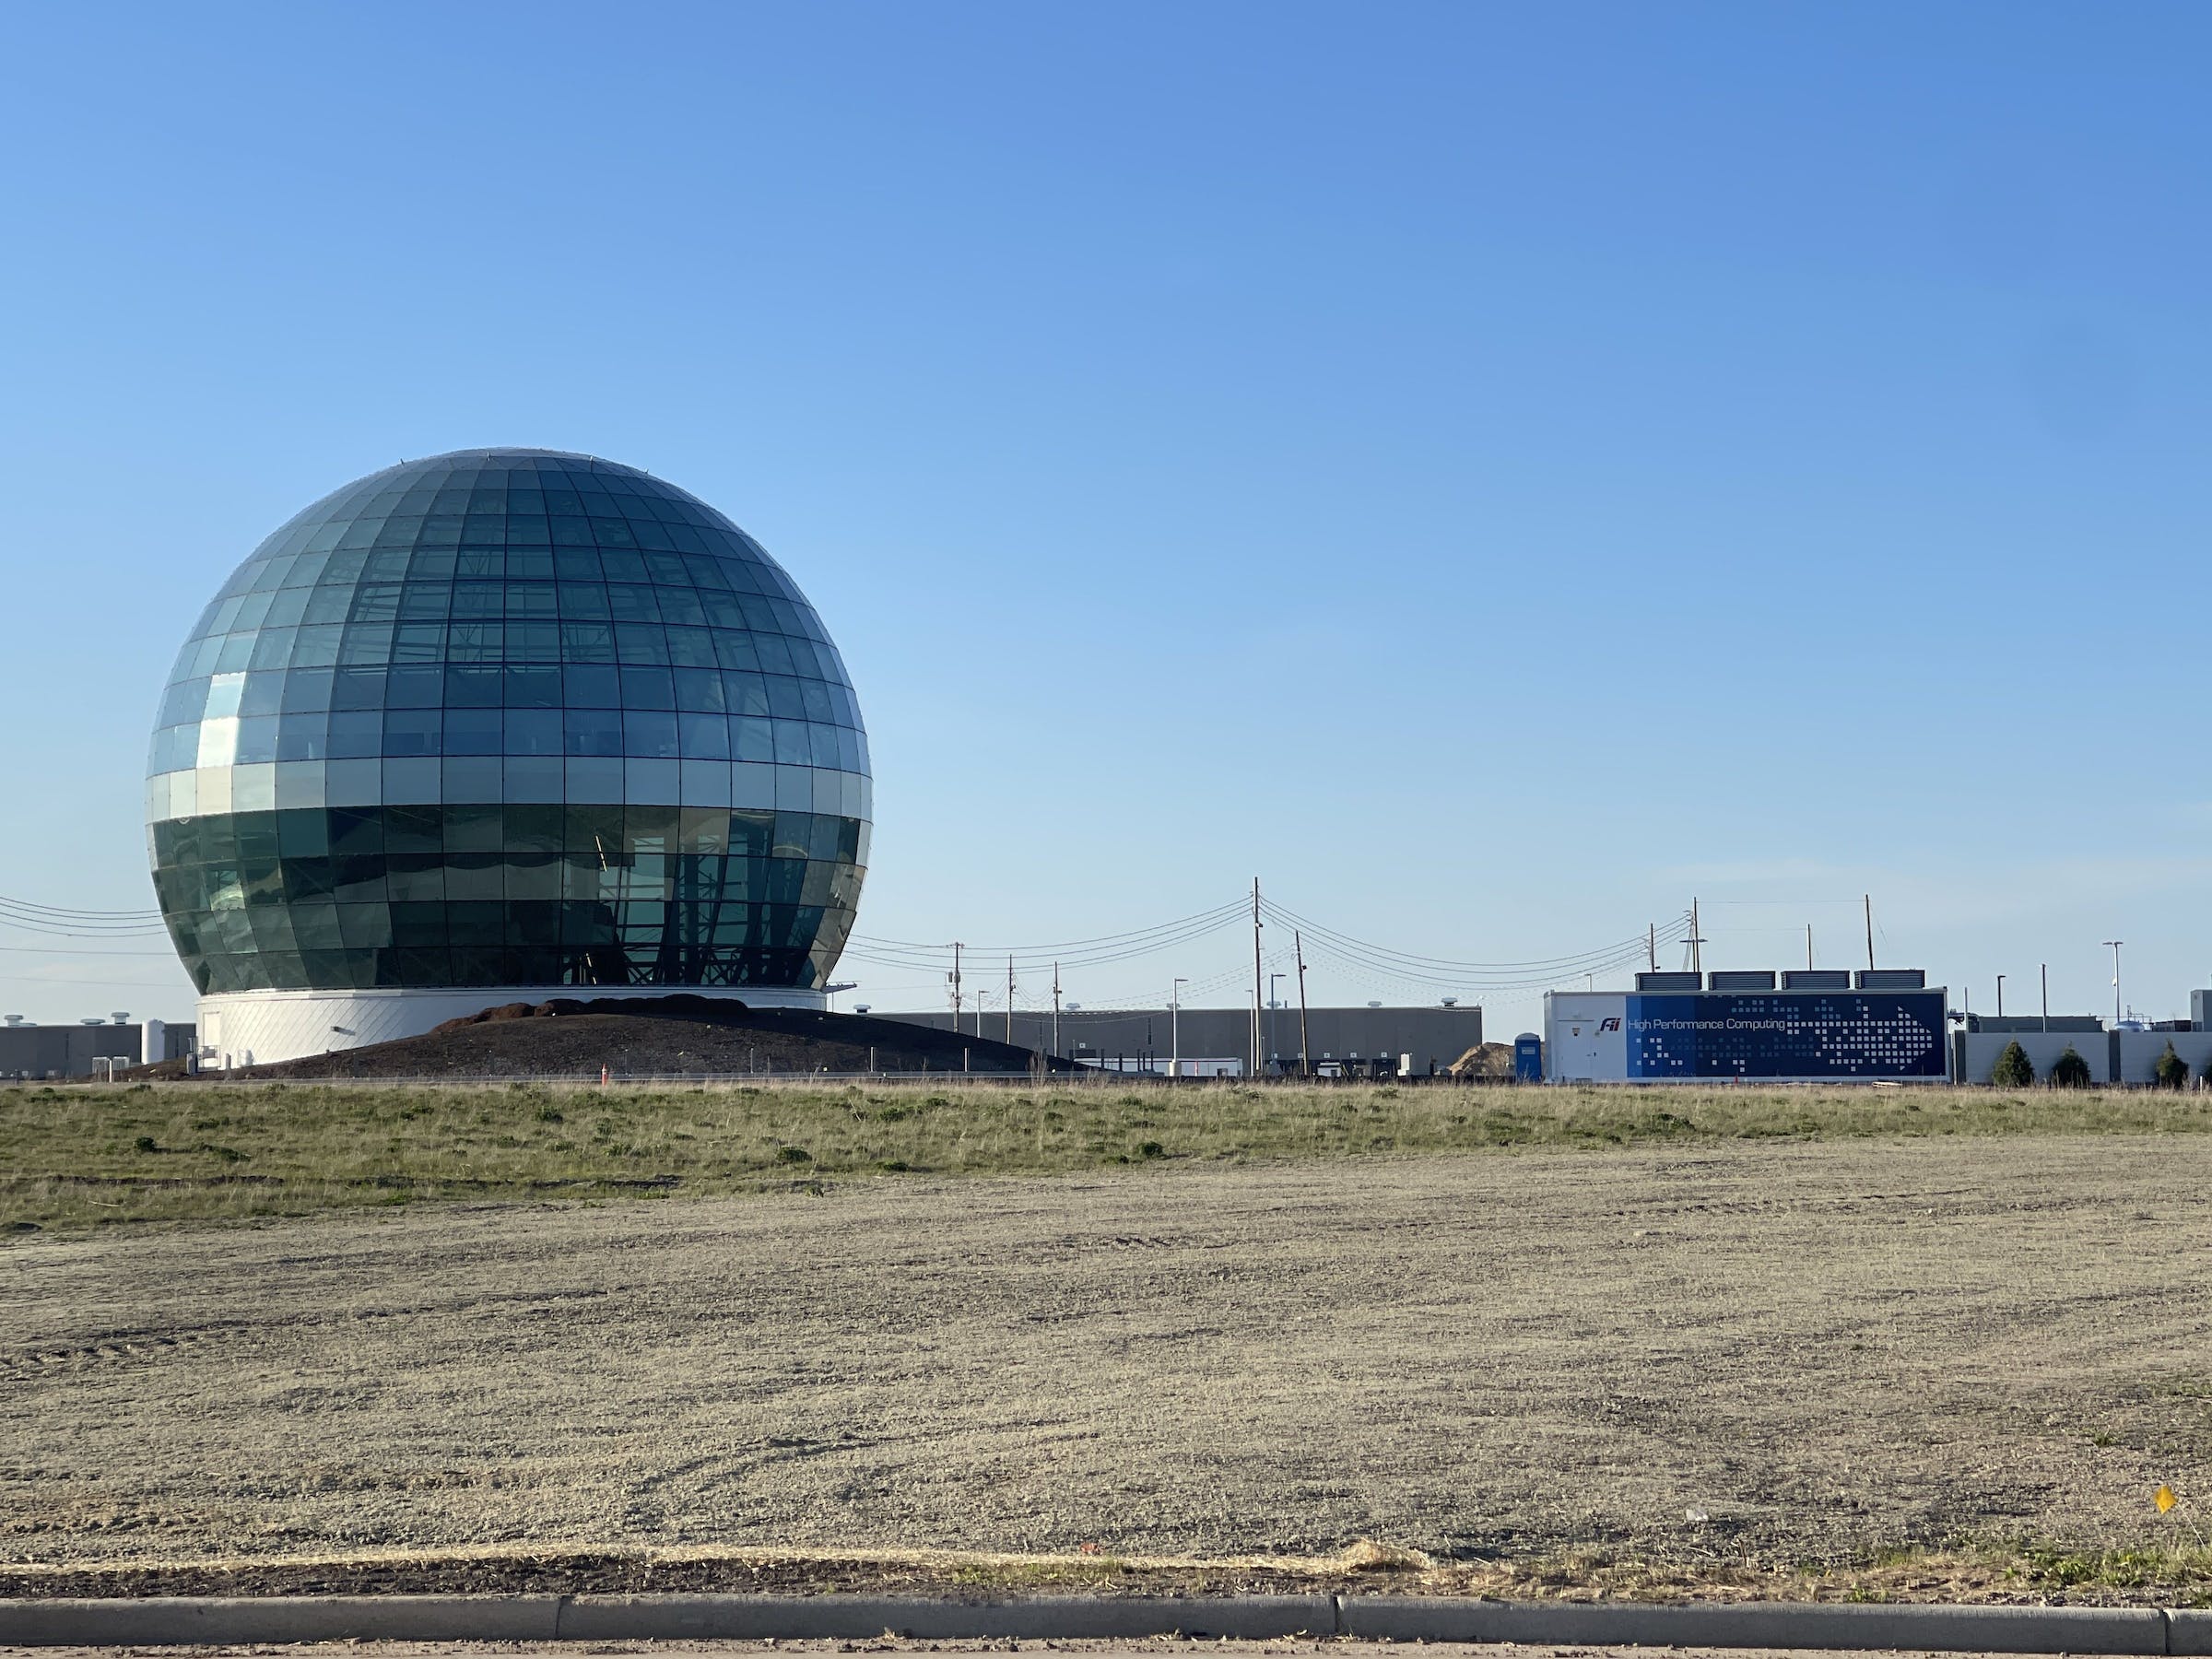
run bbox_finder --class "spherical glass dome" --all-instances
[146,449,869,996]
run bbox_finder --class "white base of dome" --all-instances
[195,984,829,1069]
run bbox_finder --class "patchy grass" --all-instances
[4,1077,2207,1233]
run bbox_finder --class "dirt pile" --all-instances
[145,999,1072,1080]
[1448,1041,1516,1078]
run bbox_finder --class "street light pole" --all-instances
[1171,978,1186,1080]
[1996,974,2005,1018]
[1267,971,1284,1073]
[2102,940,2124,1026]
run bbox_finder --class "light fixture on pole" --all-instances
[1265,971,1284,1077]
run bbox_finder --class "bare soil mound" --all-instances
[141,998,1071,1080]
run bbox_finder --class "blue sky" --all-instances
[2,1,2208,1034]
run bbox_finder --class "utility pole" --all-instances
[2103,940,2124,1026]
[1689,898,1704,976]
[1864,895,1875,971]
[1053,960,1062,1059]
[1171,978,1185,1079]
[2041,962,2048,1033]
[949,941,963,1031]
[1250,877,1264,1078]
[1806,924,1814,971]
[1647,923,1656,972]
[1294,929,1312,1078]
[1006,955,1015,1046]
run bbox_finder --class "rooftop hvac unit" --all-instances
[1634,971,1701,992]
[1856,969,1927,990]
[1708,971,1777,991]
[1782,970,1853,990]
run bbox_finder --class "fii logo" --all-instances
[1598,1018,1621,1033]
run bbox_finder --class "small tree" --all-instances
[2155,1041,2189,1090]
[2050,1045,2093,1088]
[1990,1041,2035,1088]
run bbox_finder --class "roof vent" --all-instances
[1856,969,1927,990]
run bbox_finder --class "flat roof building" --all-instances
[870,1004,1482,1077]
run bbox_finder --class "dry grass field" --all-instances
[5,1078,2210,1231]
[5,1112,2212,1601]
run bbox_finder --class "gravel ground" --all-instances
[4,1135,2209,1579]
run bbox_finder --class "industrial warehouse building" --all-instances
[0,1018,194,1080]
[1545,970,1947,1083]
[874,1004,1482,1077]
[1952,1006,2212,1085]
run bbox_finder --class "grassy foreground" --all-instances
[5,1077,2208,1232]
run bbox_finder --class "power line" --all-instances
[0,944,179,957]
[1263,901,1691,981]
[0,894,163,920]
[851,899,1247,956]
[0,972,189,988]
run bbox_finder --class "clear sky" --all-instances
[2,1,2208,1037]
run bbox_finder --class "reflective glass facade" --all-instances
[147,449,869,995]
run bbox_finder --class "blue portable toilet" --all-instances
[1513,1032,1544,1083]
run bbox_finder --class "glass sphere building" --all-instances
[146,449,869,1062]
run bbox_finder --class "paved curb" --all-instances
[1341,1596,2172,1653]
[0,1595,561,1645]
[558,1592,1335,1640]
[0,1593,2195,1649]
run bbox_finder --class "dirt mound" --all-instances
[149,999,1076,1080]
[1448,1041,1517,1079]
